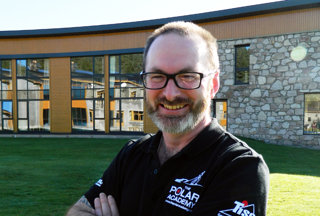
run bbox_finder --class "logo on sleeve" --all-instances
[165,171,206,212]
[95,179,103,187]
[218,200,255,216]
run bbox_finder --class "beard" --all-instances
[145,93,211,134]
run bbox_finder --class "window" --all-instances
[130,111,144,121]
[212,100,228,130]
[304,93,320,135]
[0,60,13,132]
[16,59,50,132]
[235,45,250,85]
[71,56,105,132]
[109,54,144,132]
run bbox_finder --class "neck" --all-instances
[159,116,212,163]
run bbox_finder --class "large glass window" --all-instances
[71,56,105,132]
[304,93,320,135]
[235,45,250,85]
[16,59,50,132]
[0,60,13,132]
[109,54,144,132]
[212,100,228,130]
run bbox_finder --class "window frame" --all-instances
[70,56,105,133]
[234,44,250,85]
[304,93,320,135]
[108,53,144,133]
[212,99,228,130]
[0,59,13,132]
[16,58,50,133]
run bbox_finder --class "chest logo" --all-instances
[174,171,205,187]
[218,200,256,216]
[165,171,206,212]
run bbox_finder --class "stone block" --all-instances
[271,80,283,90]
[257,76,266,85]
[246,106,255,113]
[224,79,233,85]
[291,103,301,108]
[258,111,267,120]
[250,89,262,97]
[277,65,289,72]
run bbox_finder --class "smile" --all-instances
[162,104,187,110]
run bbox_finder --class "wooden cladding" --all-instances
[203,8,320,40]
[0,8,319,56]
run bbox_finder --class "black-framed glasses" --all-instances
[140,71,213,90]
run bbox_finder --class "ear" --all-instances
[209,70,220,99]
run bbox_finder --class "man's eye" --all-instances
[150,75,165,82]
[179,74,197,81]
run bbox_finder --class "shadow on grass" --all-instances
[241,137,320,177]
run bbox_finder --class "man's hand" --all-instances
[94,193,119,216]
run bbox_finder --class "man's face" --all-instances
[144,33,218,134]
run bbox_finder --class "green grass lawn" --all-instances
[0,137,319,215]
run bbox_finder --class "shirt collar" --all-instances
[146,118,226,158]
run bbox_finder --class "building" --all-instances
[0,0,319,147]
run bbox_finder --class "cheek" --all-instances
[145,90,158,104]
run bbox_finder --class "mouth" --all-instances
[161,104,188,110]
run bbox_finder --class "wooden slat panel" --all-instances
[0,8,318,55]
[50,57,71,133]
[202,8,320,40]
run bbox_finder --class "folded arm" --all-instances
[66,196,96,216]
[66,194,119,216]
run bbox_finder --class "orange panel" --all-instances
[72,100,87,109]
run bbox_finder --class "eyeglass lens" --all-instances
[143,72,202,89]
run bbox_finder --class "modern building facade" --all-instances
[0,0,319,147]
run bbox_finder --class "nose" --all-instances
[161,79,181,101]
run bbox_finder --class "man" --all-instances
[67,21,269,216]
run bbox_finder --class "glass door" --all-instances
[212,100,228,130]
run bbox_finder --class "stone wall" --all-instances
[216,31,320,147]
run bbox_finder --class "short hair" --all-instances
[143,21,219,71]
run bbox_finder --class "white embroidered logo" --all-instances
[165,171,206,212]
[174,171,205,187]
[95,179,103,187]
[218,200,256,216]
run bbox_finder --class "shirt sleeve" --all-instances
[191,154,269,216]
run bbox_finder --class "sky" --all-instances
[0,0,283,31]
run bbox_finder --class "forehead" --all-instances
[145,33,207,72]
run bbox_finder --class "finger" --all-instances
[94,197,103,216]
[108,195,119,216]
[99,193,112,216]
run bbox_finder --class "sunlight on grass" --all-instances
[1,137,320,215]
[268,173,320,216]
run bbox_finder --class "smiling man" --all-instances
[67,22,269,216]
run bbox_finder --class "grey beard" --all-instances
[146,97,211,134]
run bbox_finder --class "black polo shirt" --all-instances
[85,119,269,216]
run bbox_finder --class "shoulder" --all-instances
[126,133,154,148]
[118,133,156,157]
[215,132,269,176]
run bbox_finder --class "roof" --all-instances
[0,0,320,38]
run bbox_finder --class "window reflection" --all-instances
[16,58,50,132]
[0,60,13,132]
[304,94,320,134]
[71,56,105,132]
[212,100,228,130]
[109,54,144,132]
[235,45,250,85]
[2,101,12,118]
